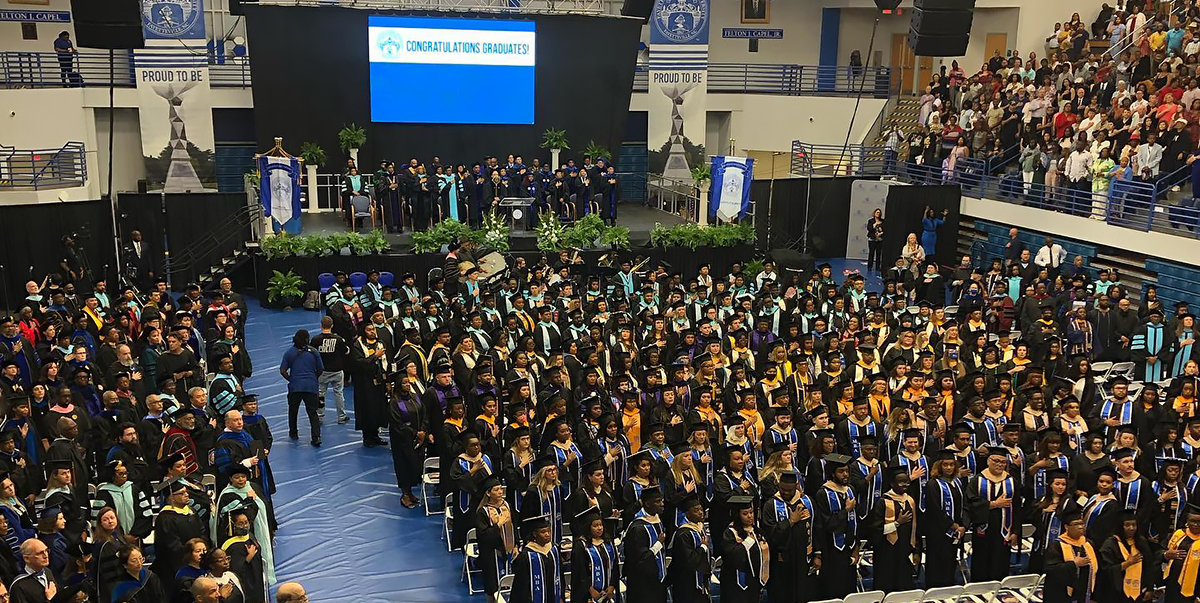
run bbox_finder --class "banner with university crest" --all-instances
[709,156,753,222]
[141,0,206,40]
[648,0,709,180]
[258,156,302,233]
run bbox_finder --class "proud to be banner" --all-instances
[647,0,709,180]
[134,58,216,193]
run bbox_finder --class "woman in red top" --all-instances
[1054,106,1079,139]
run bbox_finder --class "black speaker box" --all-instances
[770,249,816,276]
[70,0,144,49]
[229,0,257,17]
[909,7,974,36]
[907,27,971,56]
[913,0,975,10]
[621,0,654,21]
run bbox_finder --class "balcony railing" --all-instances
[790,140,1200,240]
[632,63,894,98]
[0,142,87,190]
[1,51,252,88]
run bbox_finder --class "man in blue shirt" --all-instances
[280,329,324,446]
[53,31,75,86]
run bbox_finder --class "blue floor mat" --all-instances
[242,299,471,603]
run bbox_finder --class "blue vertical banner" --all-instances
[709,156,753,222]
[141,0,207,40]
[648,0,710,180]
[259,156,303,234]
[818,8,840,92]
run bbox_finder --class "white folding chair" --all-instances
[443,496,455,551]
[1109,362,1135,379]
[883,589,926,603]
[421,458,441,516]
[922,586,964,603]
[958,579,1000,603]
[997,574,1043,603]
[495,574,514,603]
[845,590,886,603]
[463,528,483,594]
[1090,362,1114,377]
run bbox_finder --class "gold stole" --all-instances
[883,493,917,547]
[1164,529,1200,597]
[1116,538,1141,599]
[1058,535,1097,597]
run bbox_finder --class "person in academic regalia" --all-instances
[448,430,494,550]
[760,471,816,603]
[1028,468,1071,574]
[212,466,274,592]
[521,456,564,546]
[569,509,620,603]
[1161,503,1200,603]
[1152,457,1189,544]
[711,445,758,556]
[668,493,711,603]
[509,514,562,603]
[1130,307,1168,383]
[623,488,668,603]
[10,538,62,603]
[388,371,427,509]
[1098,512,1158,603]
[720,495,769,603]
[150,479,206,585]
[1044,507,1100,603]
[870,464,919,592]
[1083,466,1122,548]
[476,475,517,603]
[967,445,1021,582]
[351,322,390,448]
[812,453,858,599]
[923,449,967,587]
[1111,447,1154,526]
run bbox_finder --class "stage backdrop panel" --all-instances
[0,200,115,303]
[880,184,961,267]
[846,180,901,260]
[244,5,642,172]
[749,176,857,257]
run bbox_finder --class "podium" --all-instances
[499,197,536,231]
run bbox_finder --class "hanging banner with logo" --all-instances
[259,155,302,233]
[141,0,206,40]
[135,53,216,192]
[709,155,753,222]
[648,0,709,180]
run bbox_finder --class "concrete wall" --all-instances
[706,0,823,65]
[0,0,75,54]
[93,108,146,196]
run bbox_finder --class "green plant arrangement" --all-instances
[648,222,756,250]
[299,142,327,169]
[297,235,332,257]
[337,123,367,152]
[410,219,471,253]
[261,232,299,260]
[743,259,765,283]
[599,226,631,250]
[244,170,260,189]
[479,211,511,253]
[266,269,306,305]
[584,140,610,161]
[358,229,390,255]
[535,212,565,254]
[561,214,606,249]
[691,163,712,186]
[540,128,570,150]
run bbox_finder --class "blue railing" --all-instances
[790,139,1200,239]
[0,142,87,190]
[633,63,893,98]
[1,51,251,88]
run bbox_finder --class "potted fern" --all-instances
[266,269,306,310]
[541,128,570,170]
[300,142,326,212]
[337,123,367,166]
[584,140,610,163]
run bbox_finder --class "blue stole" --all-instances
[825,486,857,550]
[1040,507,1063,550]
[584,540,616,592]
[456,455,493,512]
[936,479,961,539]
[647,446,675,469]
[898,454,929,511]
[847,420,877,458]
[692,448,715,502]
[957,449,977,476]
[670,525,708,592]
[536,489,563,546]
[526,545,561,603]
[1062,418,1086,452]
[549,443,581,500]
[1117,476,1143,511]
[981,417,1000,446]
[1174,329,1195,376]
[1034,454,1071,500]
[1084,495,1112,530]
[631,511,666,581]
[1099,398,1134,439]
[602,438,629,487]
[856,460,884,512]
[977,476,1016,537]
[1151,480,1186,538]
[1188,472,1200,494]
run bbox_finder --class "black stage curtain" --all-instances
[243,5,642,172]
[880,184,961,267]
[0,200,115,307]
[163,193,253,286]
[749,177,857,258]
[116,193,166,280]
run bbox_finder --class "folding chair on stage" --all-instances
[957,580,1000,603]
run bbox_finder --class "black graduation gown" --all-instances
[711,469,757,557]
[922,477,966,587]
[761,493,816,603]
[966,473,1020,582]
[1043,537,1098,603]
[668,523,711,603]
[388,393,427,490]
[869,492,918,593]
[150,508,206,585]
[10,569,62,603]
[623,515,668,603]
[351,339,389,437]
[812,483,857,599]
[1097,534,1158,603]
[224,535,266,603]
[447,454,492,549]
[509,544,562,603]
[569,537,620,603]
[475,503,516,596]
[719,526,767,603]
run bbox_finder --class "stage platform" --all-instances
[299,203,688,246]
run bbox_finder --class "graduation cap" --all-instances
[766,440,791,456]
[225,464,251,480]
[981,445,1009,458]
[823,453,853,468]
[534,453,559,471]
[580,456,605,475]
[44,459,72,472]
[1095,465,1118,480]
[883,463,909,486]
[1060,507,1083,524]
[669,441,692,456]
[1158,456,1187,470]
[727,495,755,510]
[165,478,189,494]
[899,427,923,441]
[522,513,552,535]
[931,449,958,463]
[639,487,664,503]
[1110,375,1130,386]
[0,430,15,445]
[39,507,61,522]
[806,406,830,420]
[1002,422,1022,434]
[679,492,704,512]
[479,474,502,494]
[1111,447,1138,461]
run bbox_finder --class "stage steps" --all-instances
[197,241,259,291]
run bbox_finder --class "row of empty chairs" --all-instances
[813,574,1043,603]
[316,270,395,292]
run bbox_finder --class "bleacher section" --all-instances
[968,220,1097,275]
[1144,259,1200,308]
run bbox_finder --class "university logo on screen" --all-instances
[653,0,708,44]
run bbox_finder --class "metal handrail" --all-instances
[0,141,87,189]
[1108,13,1161,57]
[632,63,893,98]
[1,51,251,88]
[165,202,264,276]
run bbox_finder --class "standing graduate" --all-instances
[151,479,207,585]
[623,488,668,603]
[923,449,967,587]
[476,475,516,603]
[1083,466,1122,548]
[812,453,858,599]
[1130,307,1168,383]
[1029,468,1071,573]
[668,493,711,603]
[760,471,816,603]
[448,430,494,550]
[509,514,563,603]
[967,445,1021,582]
[870,464,919,592]
[719,495,769,603]
[569,509,620,603]
[711,445,758,555]
[1044,507,1100,603]
[1098,512,1158,603]
[1162,503,1200,603]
